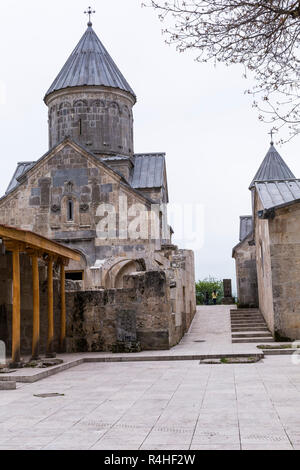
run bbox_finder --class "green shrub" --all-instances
[196,277,224,305]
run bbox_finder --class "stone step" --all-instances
[231,317,264,322]
[232,337,274,343]
[231,321,267,326]
[231,325,270,333]
[232,327,270,332]
[232,332,273,338]
[231,318,266,325]
[231,311,262,315]
[231,318,266,322]
[231,313,262,317]
[230,315,264,319]
[231,319,266,325]
[230,309,260,314]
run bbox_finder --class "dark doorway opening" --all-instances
[66,271,84,281]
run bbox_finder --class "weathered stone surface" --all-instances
[64,270,193,352]
[46,89,135,157]
[0,381,16,390]
[233,235,258,308]
[0,32,197,356]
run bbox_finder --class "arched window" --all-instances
[67,200,74,221]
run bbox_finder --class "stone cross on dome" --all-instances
[84,6,96,26]
[268,129,277,146]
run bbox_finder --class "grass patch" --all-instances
[200,356,261,365]
[257,344,300,350]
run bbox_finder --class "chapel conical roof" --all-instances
[44,24,135,100]
[249,143,296,189]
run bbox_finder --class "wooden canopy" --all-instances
[0,224,81,262]
[0,225,81,366]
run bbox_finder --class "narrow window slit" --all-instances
[68,200,74,221]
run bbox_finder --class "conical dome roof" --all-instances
[249,143,295,189]
[45,24,135,100]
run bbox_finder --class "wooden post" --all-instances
[31,254,40,360]
[12,246,21,366]
[46,257,56,358]
[60,263,66,352]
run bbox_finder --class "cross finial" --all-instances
[84,6,96,26]
[268,129,276,146]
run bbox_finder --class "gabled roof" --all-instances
[45,24,135,100]
[2,138,156,206]
[239,216,253,242]
[249,144,295,189]
[256,180,300,211]
[131,154,166,190]
[6,162,35,195]
[232,230,253,258]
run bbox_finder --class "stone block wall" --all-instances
[66,270,188,352]
[233,236,258,308]
[0,248,196,356]
[163,247,196,346]
[46,87,135,157]
[268,205,300,340]
[255,197,275,335]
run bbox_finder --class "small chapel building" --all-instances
[233,140,300,341]
[0,18,196,359]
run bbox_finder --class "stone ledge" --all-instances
[0,352,264,385]
[0,381,16,390]
[263,349,298,355]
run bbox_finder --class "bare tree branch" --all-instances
[144,0,300,141]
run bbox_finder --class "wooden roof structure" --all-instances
[0,225,81,263]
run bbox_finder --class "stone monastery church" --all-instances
[233,140,300,341]
[0,19,196,362]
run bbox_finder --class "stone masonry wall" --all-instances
[0,141,163,290]
[162,247,196,346]
[66,270,186,352]
[268,205,300,340]
[255,195,275,335]
[234,237,258,308]
[46,87,135,157]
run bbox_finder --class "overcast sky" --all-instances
[1,0,300,291]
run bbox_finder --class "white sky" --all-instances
[1,0,300,292]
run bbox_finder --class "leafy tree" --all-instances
[146,0,300,141]
[195,277,224,305]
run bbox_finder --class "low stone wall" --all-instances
[66,270,189,352]
[0,250,196,356]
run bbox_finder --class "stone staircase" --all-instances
[230,309,274,343]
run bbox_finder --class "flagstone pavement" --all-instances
[1,306,300,450]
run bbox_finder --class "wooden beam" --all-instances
[31,254,40,360]
[11,247,21,366]
[60,264,66,352]
[46,257,56,358]
[0,225,81,261]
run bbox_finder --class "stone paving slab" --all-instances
[0,356,300,450]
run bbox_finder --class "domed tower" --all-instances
[44,19,136,157]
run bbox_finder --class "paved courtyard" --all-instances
[0,306,300,450]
